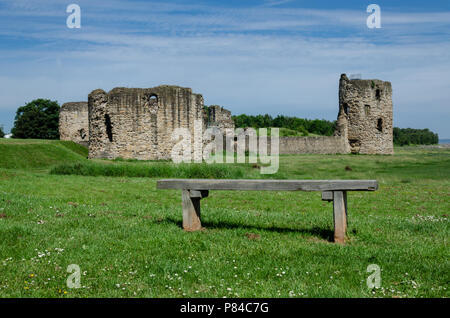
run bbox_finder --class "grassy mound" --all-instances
[0,139,271,179]
[0,139,87,170]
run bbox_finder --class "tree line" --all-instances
[393,127,439,146]
[232,113,439,145]
[232,114,336,136]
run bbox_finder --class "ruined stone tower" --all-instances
[335,74,394,154]
[206,105,235,130]
[59,102,89,147]
[88,85,204,160]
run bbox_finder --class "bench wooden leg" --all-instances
[333,190,347,244]
[181,190,208,231]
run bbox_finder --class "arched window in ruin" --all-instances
[105,114,113,142]
[364,105,371,116]
[377,118,383,132]
[376,89,381,100]
[343,103,349,116]
[149,94,158,106]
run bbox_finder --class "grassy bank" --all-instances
[0,139,87,171]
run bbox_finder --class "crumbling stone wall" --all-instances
[206,105,235,130]
[235,128,347,155]
[335,74,394,154]
[59,102,89,147]
[279,136,348,154]
[88,85,204,160]
[237,132,347,155]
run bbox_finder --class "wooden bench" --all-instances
[156,179,378,244]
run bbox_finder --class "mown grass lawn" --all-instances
[0,139,448,298]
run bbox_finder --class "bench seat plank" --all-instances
[157,179,378,192]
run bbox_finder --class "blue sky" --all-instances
[0,0,449,137]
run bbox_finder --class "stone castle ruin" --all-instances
[335,74,394,154]
[59,74,393,157]
[59,102,89,147]
[206,105,235,130]
[87,85,209,160]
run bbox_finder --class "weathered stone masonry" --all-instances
[335,74,394,154]
[279,136,349,154]
[88,85,205,160]
[207,105,235,130]
[59,102,89,147]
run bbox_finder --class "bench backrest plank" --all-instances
[157,179,378,191]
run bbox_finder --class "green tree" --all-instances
[393,127,439,146]
[0,126,4,138]
[11,99,60,139]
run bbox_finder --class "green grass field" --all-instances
[0,139,448,297]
